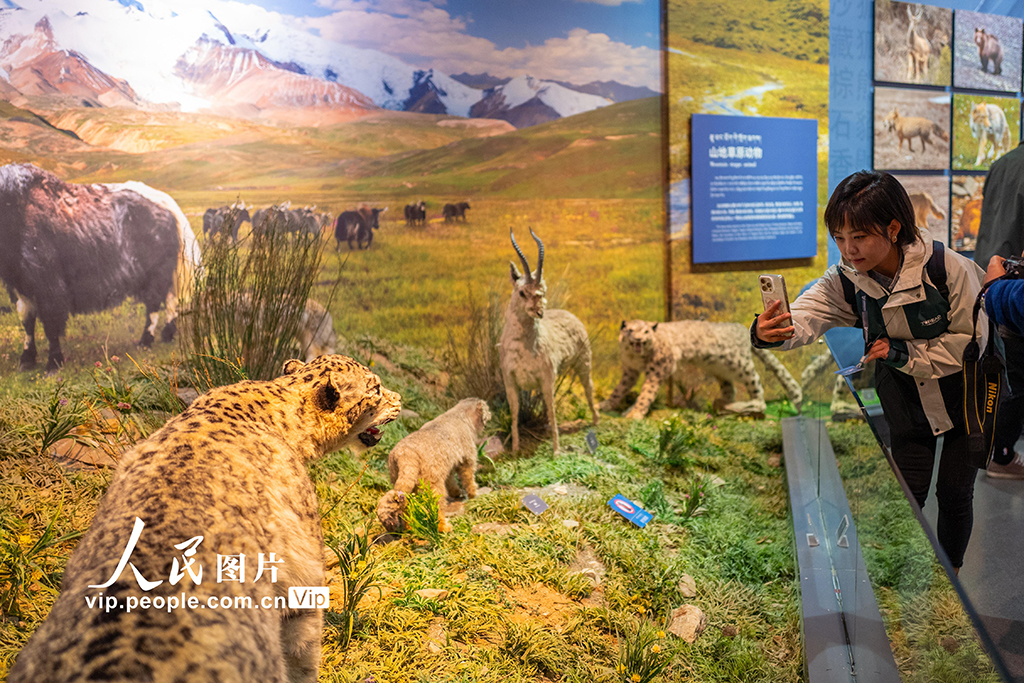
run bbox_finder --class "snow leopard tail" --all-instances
[751,347,803,410]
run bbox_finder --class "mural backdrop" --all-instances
[667,0,829,406]
[0,0,663,388]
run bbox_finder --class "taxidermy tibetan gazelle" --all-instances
[499,228,598,453]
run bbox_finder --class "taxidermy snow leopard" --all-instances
[600,320,803,419]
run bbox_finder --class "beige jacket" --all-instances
[777,236,985,433]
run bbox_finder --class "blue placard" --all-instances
[691,113,818,264]
[607,494,653,528]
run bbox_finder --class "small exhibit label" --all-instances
[522,494,549,515]
[834,364,863,377]
[607,494,653,528]
[585,430,599,454]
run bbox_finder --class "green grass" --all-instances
[0,347,805,682]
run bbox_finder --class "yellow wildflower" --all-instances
[651,644,661,654]
[18,534,32,548]
[632,675,641,683]
[657,630,666,638]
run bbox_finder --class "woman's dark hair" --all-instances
[824,170,921,248]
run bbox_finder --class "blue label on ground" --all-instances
[608,494,653,528]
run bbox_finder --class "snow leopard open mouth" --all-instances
[358,425,385,447]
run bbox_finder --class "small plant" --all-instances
[327,528,382,649]
[180,215,338,388]
[501,621,564,678]
[679,474,710,522]
[0,503,82,617]
[639,479,671,519]
[403,482,443,546]
[630,417,700,471]
[443,289,505,403]
[616,623,671,683]
[33,381,87,457]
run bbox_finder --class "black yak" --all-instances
[443,201,470,222]
[0,165,200,372]
[404,200,426,226]
[334,206,387,250]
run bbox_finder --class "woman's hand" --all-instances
[756,299,794,343]
[863,338,891,363]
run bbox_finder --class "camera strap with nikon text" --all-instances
[963,279,1004,469]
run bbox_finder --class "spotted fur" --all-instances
[8,355,401,683]
[600,320,803,419]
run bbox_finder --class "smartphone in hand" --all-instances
[759,274,791,322]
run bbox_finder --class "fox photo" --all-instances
[952,93,1020,171]
[874,86,951,170]
[953,9,1024,93]
[874,0,952,86]
[951,174,987,252]
[892,174,950,244]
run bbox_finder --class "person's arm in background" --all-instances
[984,255,1024,335]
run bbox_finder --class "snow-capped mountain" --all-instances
[0,17,139,106]
[470,76,612,128]
[175,35,376,123]
[0,0,622,126]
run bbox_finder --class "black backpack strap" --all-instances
[838,269,859,326]
[927,240,949,302]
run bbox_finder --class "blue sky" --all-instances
[249,0,661,88]
[256,0,658,49]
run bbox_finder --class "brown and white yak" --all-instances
[0,164,200,372]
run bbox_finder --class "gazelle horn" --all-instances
[510,228,532,282]
[530,228,544,282]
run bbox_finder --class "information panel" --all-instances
[691,113,818,264]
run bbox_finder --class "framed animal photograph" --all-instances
[874,0,952,86]
[953,9,1023,92]
[874,87,951,170]
[950,175,986,253]
[892,174,950,244]
[951,93,1020,171]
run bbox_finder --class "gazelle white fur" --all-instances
[499,228,598,453]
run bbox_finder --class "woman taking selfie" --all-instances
[753,170,985,572]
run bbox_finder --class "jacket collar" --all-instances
[836,235,930,302]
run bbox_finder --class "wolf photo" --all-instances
[951,175,986,252]
[953,9,1023,92]
[874,87,951,170]
[952,93,1020,171]
[874,0,952,86]
[893,174,950,244]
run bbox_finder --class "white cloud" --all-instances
[302,0,659,90]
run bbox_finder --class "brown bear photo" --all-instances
[874,87,951,170]
[954,9,1023,92]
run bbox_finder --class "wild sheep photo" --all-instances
[953,9,1023,92]
[951,93,1020,171]
[951,175,987,252]
[874,0,951,86]
[892,174,950,244]
[873,86,951,170]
